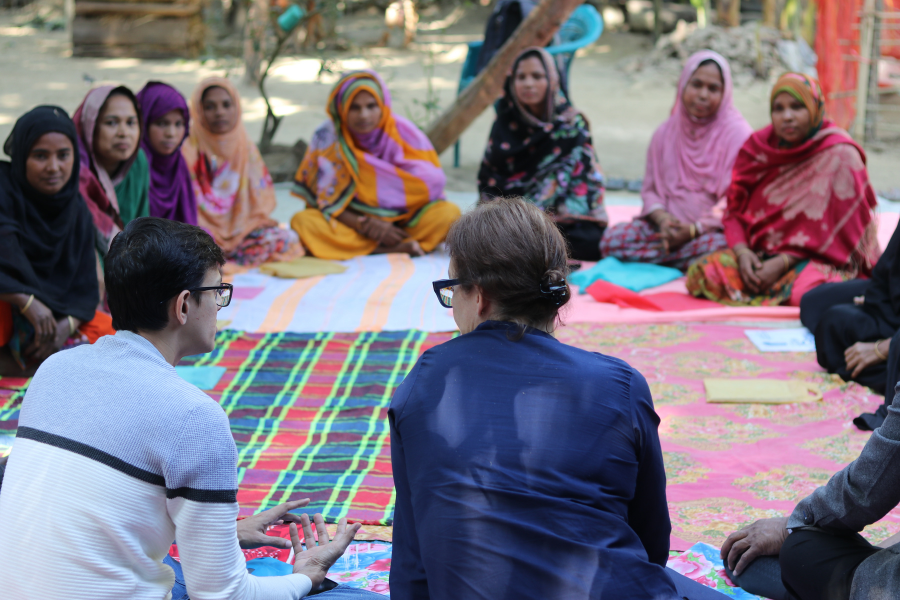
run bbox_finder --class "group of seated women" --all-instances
[2,43,900,600]
[0,45,895,397]
[0,70,468,375]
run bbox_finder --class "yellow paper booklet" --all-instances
[259,257,348,279]
[704,379,822,404]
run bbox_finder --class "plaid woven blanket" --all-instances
[0,330,454,525]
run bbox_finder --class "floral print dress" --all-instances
[477,48,607,225]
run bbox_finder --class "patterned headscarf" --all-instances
[72,85,144,248]
[292,69,445,221]
[770,72,825,139]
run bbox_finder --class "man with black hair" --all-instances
[0,218,376,599]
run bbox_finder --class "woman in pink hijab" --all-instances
[600,50,752,270]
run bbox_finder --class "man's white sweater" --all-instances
[0,330,312,599]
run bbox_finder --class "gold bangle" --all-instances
[67,316,76,337]
[21,294,34,313]
[874,339,888,361]
[689,224,697,239]
[781,254,791,272]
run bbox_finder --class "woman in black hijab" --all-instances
[477,47,607,261]
[0,106,106,376]
[801,221,900,430]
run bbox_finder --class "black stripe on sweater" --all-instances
[16,426,165,487]
[166,487,238,504]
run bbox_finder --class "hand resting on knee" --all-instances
[720,516,790,575]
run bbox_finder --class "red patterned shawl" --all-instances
[723,122,879,274]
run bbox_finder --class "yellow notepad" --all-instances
[259,257,348,279]
[704,379,822,404]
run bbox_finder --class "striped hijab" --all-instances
[293,70,445,221]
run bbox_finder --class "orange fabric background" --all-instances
[816,0,900,129]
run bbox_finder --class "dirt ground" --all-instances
[3,4,900,195]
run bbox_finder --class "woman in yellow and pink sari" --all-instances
[290,70,460,260]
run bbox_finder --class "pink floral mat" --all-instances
[556,322,900,549]
[667,542,762,599]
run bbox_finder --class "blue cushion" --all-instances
[570,257,682,293]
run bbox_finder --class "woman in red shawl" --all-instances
[686,73,880,306]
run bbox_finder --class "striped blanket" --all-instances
[182,329,451,522]
[220,253,455,333]
[0,330,452,524]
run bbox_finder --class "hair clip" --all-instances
[539,280,568,307]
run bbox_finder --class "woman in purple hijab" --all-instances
[135,81,198,225]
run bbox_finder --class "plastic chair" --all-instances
[453,3,604,168]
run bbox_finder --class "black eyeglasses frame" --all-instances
[432,278,460,309]
[188,283,234,308]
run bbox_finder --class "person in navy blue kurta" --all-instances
[388,320,676,599]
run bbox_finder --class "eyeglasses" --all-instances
[188,283,233,308]
[432,278,460,309]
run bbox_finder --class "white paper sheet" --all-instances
[744,328,816,353]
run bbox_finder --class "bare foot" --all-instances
[373,240,425,257]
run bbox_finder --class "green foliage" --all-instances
[404,50,443,129]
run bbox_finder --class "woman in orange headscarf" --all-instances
[686,73,880,307]
[183,76,301,265]
[290,70,459,260]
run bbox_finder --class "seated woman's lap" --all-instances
[557,220,604,262]
[601,220,726,269]
[600,221,658,262]
[0,302,114,348]
[687,251,851,307]
[292,201,460,260]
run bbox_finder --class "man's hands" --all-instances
[720,517,790,576]
[845,340,889,378]
[291,514,361,589]
[236,499,309,549]
[235,500,360,588]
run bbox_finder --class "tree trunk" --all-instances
[717,0,740,27]
[425,0,585,154]
[244,0,269,85]
[762,0,776,28]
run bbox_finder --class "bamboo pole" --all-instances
[853,0,877,140]
[425,0,586,155]
[865,0,884,142]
